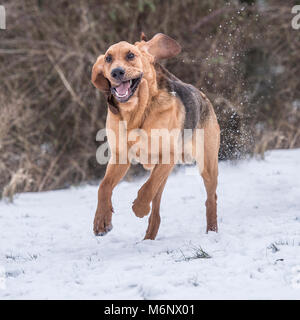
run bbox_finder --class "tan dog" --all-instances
[91,33,220,240]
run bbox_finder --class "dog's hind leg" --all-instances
[144,177,168,240]
[197,120,220,233]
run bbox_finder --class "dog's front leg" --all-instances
[94,163,130,236]
[132,163,174,218]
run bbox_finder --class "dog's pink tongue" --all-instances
[115,81,130,95]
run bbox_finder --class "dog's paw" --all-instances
[93,214,113,236]
[206,224,218,233]
[132,198,150,218]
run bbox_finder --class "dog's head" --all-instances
[91,33,181,105]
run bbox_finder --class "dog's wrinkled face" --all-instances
[103,42,144,103]
[92,33,181,105]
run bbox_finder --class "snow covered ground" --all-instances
[0,149,299,300]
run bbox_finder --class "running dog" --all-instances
[91,33,220,240]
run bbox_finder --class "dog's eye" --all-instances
[105,55,112,63]
[127,52,135,60]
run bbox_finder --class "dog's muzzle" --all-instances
[111,73,143,103]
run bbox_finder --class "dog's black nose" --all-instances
[111,67,125,80]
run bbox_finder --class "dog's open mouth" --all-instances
[111,74,143,103]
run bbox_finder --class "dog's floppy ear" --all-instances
[143,33,181,60]
[91,55,110,93]
[92,55,119,114]
[140,32,147,41]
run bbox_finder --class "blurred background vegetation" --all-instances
[0,0,299,198]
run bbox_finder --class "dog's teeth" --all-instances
[130,79,132,86]
[116,90,128,98]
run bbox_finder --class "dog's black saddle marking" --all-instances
[155,63,209,131]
